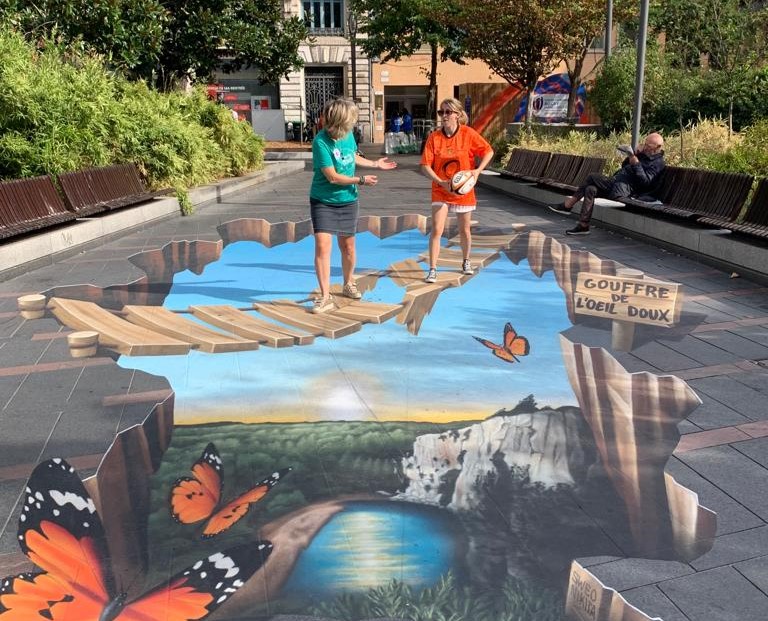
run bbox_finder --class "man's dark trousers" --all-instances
[573,174,632,228]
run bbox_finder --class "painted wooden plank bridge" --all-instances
[45,234,518,357]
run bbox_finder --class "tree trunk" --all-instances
[525,89,536,125]
[728,96,734,140]
[566,57,585,121]
[426,43,438,120]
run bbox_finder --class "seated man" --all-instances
[549,133,665,235]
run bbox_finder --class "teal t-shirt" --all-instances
[310,129,358,204]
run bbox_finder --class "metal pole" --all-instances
[605,0,613,59]
[631,0,650,149]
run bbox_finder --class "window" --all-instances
[303,0,344,35]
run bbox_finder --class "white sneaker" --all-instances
[461,259,474,275]
[342,282,362,299]
[311,297,334,314]
[425,268,437,283]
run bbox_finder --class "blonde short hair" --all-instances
[322,98,359,140]
[439,98,469,125]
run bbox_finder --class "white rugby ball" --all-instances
[450,170,476,194]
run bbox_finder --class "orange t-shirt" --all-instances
[420,125,492,205]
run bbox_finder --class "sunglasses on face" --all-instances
[437,109,456,116]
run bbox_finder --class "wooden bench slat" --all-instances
[0,175,76,240]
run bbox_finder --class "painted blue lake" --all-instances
[281,501,464,596]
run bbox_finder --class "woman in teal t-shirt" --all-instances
[309,98,396,314]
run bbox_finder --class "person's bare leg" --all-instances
[458,211,472,260]
[314,232,332,299]
[338,234,356,285]
[429,204,449,268]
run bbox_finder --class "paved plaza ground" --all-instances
[0,154,767,621]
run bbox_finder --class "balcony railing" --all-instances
[308,26,345,36]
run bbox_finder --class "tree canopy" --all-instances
[352,0,467,115]
[0,0,308,89]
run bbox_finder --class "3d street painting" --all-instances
[2,216,719,621]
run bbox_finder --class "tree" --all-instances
[649,0,768,136]
[156,0,309,90]
[351,0,467,118]
[448,0,566,124]
[0,0,308,90]
[0,0,168,73]
[556,0,636,120]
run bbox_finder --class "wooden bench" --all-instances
[619,167,753,222]
[0,175,77,240]
[699,178,768,240]
[58,163,172,217]
[542,155,606,192]
[536,153,589,192]
[500,148,551,181]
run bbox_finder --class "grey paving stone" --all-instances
[678,419,703,434]
[684,300,741,322]
[575,555,624,567]
[588,557,694,591]
[659,334,742,367]
[620,585,690,621]
[676,445,768,522]
[666,457,765,536]
[687,376,768,421]
[735,555,768,596]
[686,394,752,430]
[630,341,701,372]
[0,478,27,556]
[731,370,768,395]
[693,296,768,320]
[690,525,768,570]
[694,330,768,362]
[659,566,768,621]
[732,437,768,469]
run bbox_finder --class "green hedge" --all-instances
[0,29,264,204]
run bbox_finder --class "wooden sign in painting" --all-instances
[573,273,680,327]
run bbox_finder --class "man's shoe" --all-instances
[425,268,437,283]
[565,226,590,236]
[311,296,335,314]
[461,259,474,275]
[548,203,572,215]
[342,282,362,299]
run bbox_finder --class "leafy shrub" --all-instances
[0,28,263,201]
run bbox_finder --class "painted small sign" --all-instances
[574,273,680,327]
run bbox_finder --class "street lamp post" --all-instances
[631,0,650,149]
[605,0,613,59]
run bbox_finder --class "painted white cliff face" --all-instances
[400,408,589,511]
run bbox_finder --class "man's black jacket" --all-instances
[611,151,666,194]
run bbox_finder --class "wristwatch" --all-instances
[359,176,365,185]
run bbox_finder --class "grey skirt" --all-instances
[310,198,359,236]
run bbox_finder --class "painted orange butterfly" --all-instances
[473,322,530,363]
[0,457,272,621]
[170,442,291,539]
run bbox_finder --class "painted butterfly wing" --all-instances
[202,468,291,539]
[0,571,87,619]
[502,323,530,358]
[492,348,518,363]
[170,443,223,525]
[1,458,115,619]
[116,542,273,621]
[472,335,501,352]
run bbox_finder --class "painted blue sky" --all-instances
[118,230,576,423]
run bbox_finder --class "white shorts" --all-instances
[431,201,476,214]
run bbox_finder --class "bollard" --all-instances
[67,331,99,358]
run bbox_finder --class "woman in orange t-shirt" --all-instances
[419,98,493,283]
